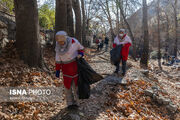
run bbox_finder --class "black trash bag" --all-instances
[110,45,123,65]
[77,69,90,99]
[77,58,103,99]
[77,58,103,84]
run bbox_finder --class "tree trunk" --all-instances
[67,0,74,37]
[157,0,162,70]
[119,0,124,28]
[140,0,149,68]
[105,0,115,41]
[81,0,87,46]
[174,0,178,57]
[165,13,169,52]
[86,19,90,35]
[72,0,82,43]
[55,0,67,32]
[116,0,120,34]
[54,0,67,47]
[14,0,42,67]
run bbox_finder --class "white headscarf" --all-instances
[55,31,67,36]
[55,31,72,55]
[119,29,126,33]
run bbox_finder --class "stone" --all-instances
[134,78,139,81]
[140,69,149,76]
[0,111,9,119]
[131,74,138,78]
[105,76,124,85]
[0,21,7,28]
[79,112,84,116]
[1,38,9,48]
[69,114,80,120]
[178,67,180,71]
[176,82,180,86]
[152,86,159,90]
[166,103,177,113]
[152,94,158,100]
[91,88,103,95]
[167,75,173,79]
[162,98,171,105]
[156,96,164,105]
[0,28,8,36]
[144,89,154,97]
[159,89,168,94]
[156,95,171,105]
[121,78,127,85]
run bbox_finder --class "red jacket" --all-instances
[55,39,84,89]
[113,42,131,61]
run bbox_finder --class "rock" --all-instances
[178,66,180,71]
[79,112,84,117]
[1,38,9,48]
[144,89,154,97]
[159,89,168,94]
[152,94,158,100]
[166,103,178,113]
[176,82,180,86]
[69,114,80,120]
[176,83,180,88]
[131,73,139,79]
[156,96,164,105]
[0,111,10,119]
[162,98,171,105]
[0,21,7,28]
[156,95,171,105]
[152,86,159,90]
[91,88,103,95]
[105,76,123,85]
[156,70,161,74]
[167,75,173,79]
[121,78,127,85]
[134,78,139,81]
[174,77,179,81]
[140,69,149,76]
[0,28,8,36]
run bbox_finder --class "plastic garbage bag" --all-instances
[110,45,123,65]
[77,58,103,99]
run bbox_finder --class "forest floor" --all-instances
[0,43,179,120]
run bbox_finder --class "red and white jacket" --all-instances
[55,38,84,89]
[113,34,132,61]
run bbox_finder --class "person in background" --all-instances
[96,38,100,51]
[99,37,104,51]
[104,36,109,51]
[97,37,102,51]
[113,29,132,76]
[55,31,84,110]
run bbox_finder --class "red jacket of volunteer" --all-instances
[55,38,84,89]
[113,34,132,61]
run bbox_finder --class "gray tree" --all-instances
[140,0,149,68]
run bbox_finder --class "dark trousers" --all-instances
[114,59,126,74]
[97,45,100,51]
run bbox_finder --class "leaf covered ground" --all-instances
[0,43,179,120]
